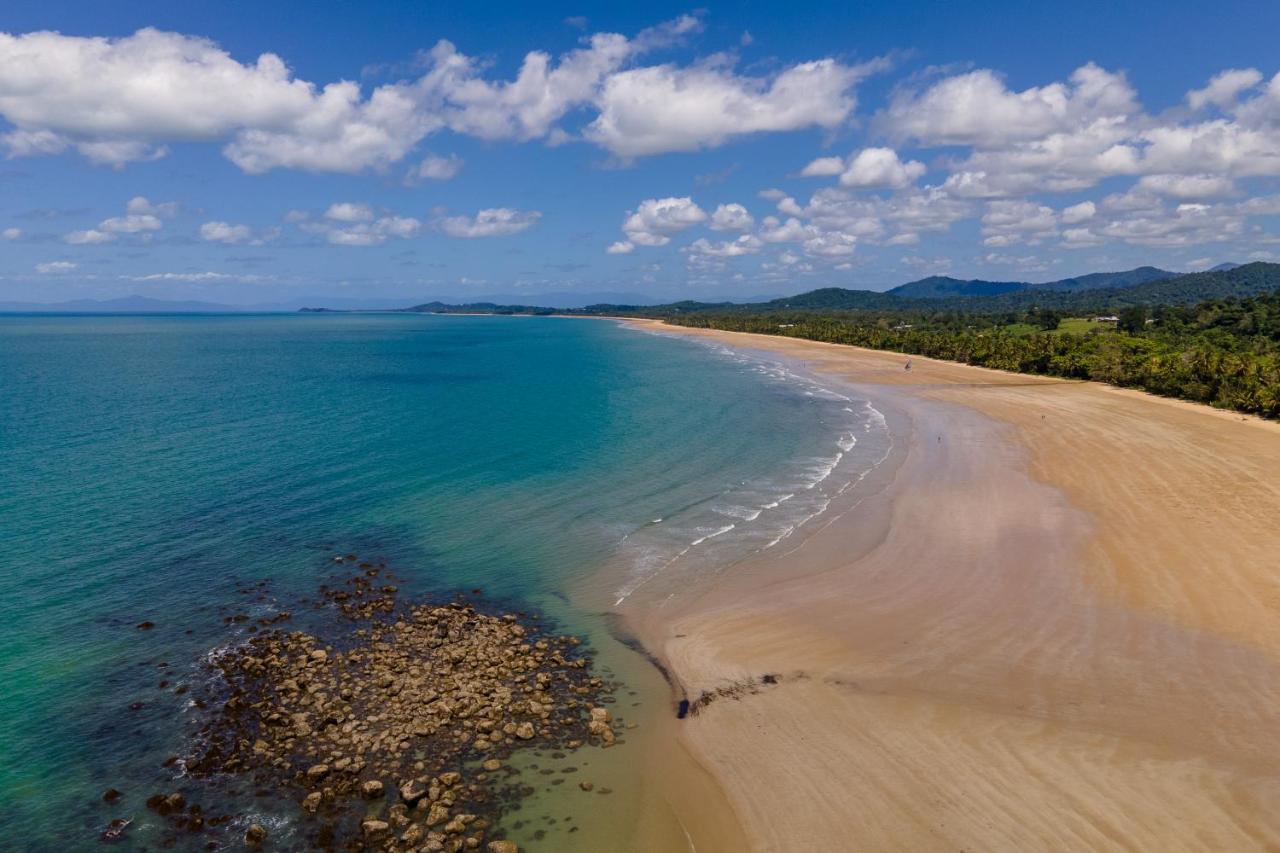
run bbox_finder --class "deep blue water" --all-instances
[0,313,889,849]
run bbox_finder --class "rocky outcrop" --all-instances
[178,561,620,851]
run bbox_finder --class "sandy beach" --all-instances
[619,319,1280,852]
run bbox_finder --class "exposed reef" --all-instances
[122,558,622,851]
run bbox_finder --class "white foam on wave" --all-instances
[802,452,843,489]
[863,399,888,430]
[714,504,763,521]
[764,525,797,548]
[613,523,733,605]
[611,328,895,606]
[690,524,736,546]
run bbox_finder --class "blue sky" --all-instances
[2,0,1280,306]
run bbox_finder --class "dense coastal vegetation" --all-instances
[665,289,1280,418]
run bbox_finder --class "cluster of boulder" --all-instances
[176,561,620,851]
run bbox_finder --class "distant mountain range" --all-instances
[6,263,1279,317]
[0,290,694,313]
[567,263,1280,316]
[384,266,1215,316]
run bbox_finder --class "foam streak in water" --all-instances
[612,329,894,606]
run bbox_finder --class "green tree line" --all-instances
[664,292,1280,419]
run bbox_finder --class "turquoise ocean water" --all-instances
[0,313,890,849]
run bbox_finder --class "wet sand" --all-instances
[620,320,1280,852]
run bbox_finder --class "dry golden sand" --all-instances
[618,320,1280,852]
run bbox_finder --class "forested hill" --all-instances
[401,300,558,315]
[751,288,907,311]
[886,276,1026,298]
[569,262,1280,316]
[884,266,1175,298]
[1033,266,1178,293]
[973,262,1280,312]
[783,262,1274,312]
[1111,263,1280,305]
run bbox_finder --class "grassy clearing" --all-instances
[999,317,1118,337]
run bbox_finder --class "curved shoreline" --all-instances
[618,320,1280,851]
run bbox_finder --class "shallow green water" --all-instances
[0,313,888,849]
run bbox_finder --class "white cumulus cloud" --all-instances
[837,147,926,189]
[1136,173,1237,200]
[621,196,707,246]
[325,202,375,222]
[799,156,846,177]
[1060,200,1096,224]
[709,203,754,232]
[880,63,1139,148]
[59,196,177,244]
[199,221,254,243]
[297,207,424,245]
[586,58,883,158]
[758,216,809,243]
[685,234,763,257]
[438,208,541,238]
[408,153,463,182]
[126,196,178,217]
[1187,69,1263,111]
[0,28,323,166]
[100,213,162,233]
[36,260,77,273]
[981,199,1058,246]
[0,16,785,171]
[64,229,115,244]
